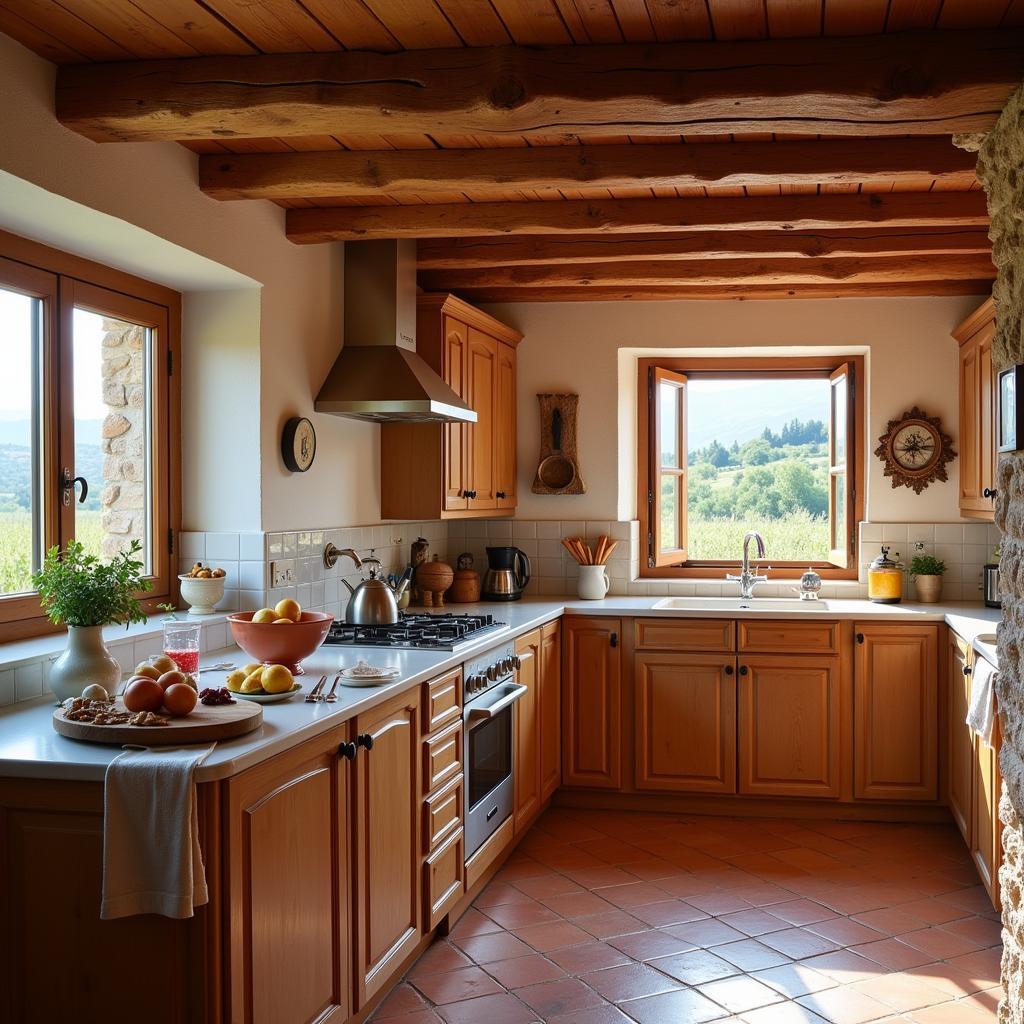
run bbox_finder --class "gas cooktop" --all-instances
[324,612,508,652]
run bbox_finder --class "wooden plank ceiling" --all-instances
[2,0,1012,301]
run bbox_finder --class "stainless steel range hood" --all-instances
[315,239,477,423]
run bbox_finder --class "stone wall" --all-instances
[970,91,1024,1023]
[99,318,146,559]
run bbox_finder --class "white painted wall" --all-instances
[483,295,987,524]
[0,32,381,533]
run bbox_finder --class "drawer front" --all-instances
[424,826,465,930]
[635,618,735,652]
[423,720,463,795]
[424,775,463,852]
[424,668,462,734]
[738,620,839,654]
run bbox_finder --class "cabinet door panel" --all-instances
[514,629,541,832]
[495,341,517,509]
[354,692,421,1008]
[562,617,621,789]
[949,635,973,842]
[226,735,349,1024]
[466,328,497,510]
[854,624,939,801]
[972,728,1003,911]
[635,652,736,794]
[540,621,562,801]
[738,654,841,798]
[442,317,469,512]
[959,320,996,520]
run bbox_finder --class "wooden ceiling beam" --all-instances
[56,31,1024,142]
[198,138,977,201]
[417,253,994,290]
[286,192,989,242]
[416,229,993,268]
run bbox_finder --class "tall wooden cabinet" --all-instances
[539,620,562,801]
[514,629,542,832]
[955,297,998,521]
[381,294,522,520]
[948,632,973,840]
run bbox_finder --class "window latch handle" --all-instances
[61,469,88,507]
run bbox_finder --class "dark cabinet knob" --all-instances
[357,733,374,751]
[496,491,506,499]
[338,741,357,760]
[724,664,734,676]
[963,665,973,677]
[610,632,618,648]
[984,488,998,499]
[738,665,748,676]
[856,633,865,644]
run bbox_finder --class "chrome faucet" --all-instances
[726,531,768,599]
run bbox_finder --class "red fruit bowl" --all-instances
[227,611,333,675]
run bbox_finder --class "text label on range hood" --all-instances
[314,239,477,424]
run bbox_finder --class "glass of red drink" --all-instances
[163,620,202,675]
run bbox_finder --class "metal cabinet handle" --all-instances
[984,488,998,499]
[338,741,357,760]
[356,733,374,751]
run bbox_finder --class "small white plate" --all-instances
[233,682,302,704]
[339,666,401,687]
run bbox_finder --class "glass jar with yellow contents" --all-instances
[867,546,904,604]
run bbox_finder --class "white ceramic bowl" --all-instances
[178,574,226,615]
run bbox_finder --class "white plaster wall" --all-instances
[483,295,987,523]
[0,32,380,533]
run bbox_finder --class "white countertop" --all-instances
[0,596,1001,784]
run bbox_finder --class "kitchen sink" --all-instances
[652,597,828,612]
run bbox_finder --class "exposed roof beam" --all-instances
[286,192,989,243]
[199,138,977,201]
[56,31,1024,143]
[418,254,994,291]
[417,229,993,268]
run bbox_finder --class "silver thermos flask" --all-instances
[984,564,1001,609]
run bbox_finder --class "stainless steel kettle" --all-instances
[324,545,412,625]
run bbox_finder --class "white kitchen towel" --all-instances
[967,657,999,749]
[101,743,215,920]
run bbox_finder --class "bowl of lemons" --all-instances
[227,662,301,703]
[227,599,333,674]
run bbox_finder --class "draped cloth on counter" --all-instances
[101,743,215,920]
[967,657,999,749]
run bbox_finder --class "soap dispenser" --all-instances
[867,546,904,604]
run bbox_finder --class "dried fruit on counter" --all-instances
[199,686,236,706]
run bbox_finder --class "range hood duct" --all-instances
[315,239,477,424]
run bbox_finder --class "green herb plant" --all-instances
[32,539,151,628]
[909,554,946,578]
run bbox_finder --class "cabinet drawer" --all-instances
[738,620,839,654]
[635,618,734,652]
[424,668,462,734]
[423,719,463,795]
[424,775,463,852]
[424,826,465,930]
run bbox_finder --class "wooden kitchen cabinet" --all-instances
[380,294,522,520]
[562,616,622,790]
[540,620,562,801]
[948,632,973,841]
[352,689,422,1009]
[634,652,737,794]
[854,623,939,801]
[955,297,998,521]
[225,729,351,1024]
[514,627,542,832]
[738,653,842,798]
[972,713,1004,910]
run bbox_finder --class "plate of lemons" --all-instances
[227,662,302,704]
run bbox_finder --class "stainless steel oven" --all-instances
[463,641,525,860]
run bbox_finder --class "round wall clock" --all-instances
[874,406,955,494]
[281,416,316,473]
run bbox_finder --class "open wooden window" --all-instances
[0,231,180,640]
[639,356,863,580]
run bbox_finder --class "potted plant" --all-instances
[910,553,946,604]
[33,540,151,700]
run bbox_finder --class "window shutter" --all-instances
[828,363,853,569]
[649,367,688,568]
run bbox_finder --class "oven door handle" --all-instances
[467,683,528,720]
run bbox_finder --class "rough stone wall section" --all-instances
[100,318,146,560]
[974,86,1024,1024]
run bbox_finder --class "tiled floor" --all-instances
[370,809,1004,1024]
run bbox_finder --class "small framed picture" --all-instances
[998,365,1024,453]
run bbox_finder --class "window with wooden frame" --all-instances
[0,230,180,640]
[638,356,864,580]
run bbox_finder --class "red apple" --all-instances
[123,678,164,714]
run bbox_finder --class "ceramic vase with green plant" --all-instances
[32,540,151,701]
[910,554,946,604]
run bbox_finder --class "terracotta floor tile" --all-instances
[807,919,885,948]
[449,908,504,940]
[483,899,561,929]
[407,942,473,977]
[720,909,794,937]
[545,1003,635,1024]
[515,976,606,1016]
[541,890,616,919]
[698,974,784,1013]
[618,987,730,1024]
[897,927,985,960]
[939,916,1003,948]
[620,857,685,881]
[770,900,840,926]
[943,948,1003,989]
[410,966,504,1005]
[852,909,930,937]
[564,866,639,890]
[903,962,988,998]
[513,919,591,953]
[893,898,970,926]
[475,883,535,909]
[583,962,682,1002]
[546,941,633,974]
[759,928,843,960]
[800,950,889,984]
[663,918,749,948]
[599,881,677,909]
[512,873,583,899]
[451,932,534,964]
[483,953,565,989]
[436,992,538,1024]
[685,890,757,915]
[851,939,935,972]
[606,928,696,961]
[376,1011,444,1024]
[850,972,954,1013]
[629,899,710,928]
[574,908,646,939]
[374,982,428,1018]
[904,1001,998,1023]
[796,985,896,1024]
[740,1005,831,1023]
[754,963,839,998]
[651,948,742,985]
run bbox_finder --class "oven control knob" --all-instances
[501,657,515,674]
[466,674,483,693]
[486,664,501,681]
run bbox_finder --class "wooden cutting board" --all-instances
[53,699,263,746]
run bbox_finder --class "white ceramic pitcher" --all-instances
[578,564,611,600]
